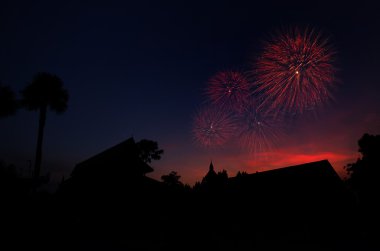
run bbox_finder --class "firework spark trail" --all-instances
[206,71,251,112]
[193,106,236,148]
[254,27,336,115]
[236,101,284,154]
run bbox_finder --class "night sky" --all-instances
[1,0,379,186]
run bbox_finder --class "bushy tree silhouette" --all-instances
[21,73,68,180]
[235,171,248,178]
[136,139,164,163]
[345,133,380,244]
[0,84,18,118]
[161,171,183,187]
[345,133,380,196]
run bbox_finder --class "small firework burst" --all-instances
[206,71,251,112]
[193,106,235,148]
[237,101,283,154]
[254,27,336,115]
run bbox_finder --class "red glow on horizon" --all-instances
[237,150,358,178]
[152,147,359,185]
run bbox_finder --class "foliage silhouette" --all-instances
[235,171,248,178]
[0,84,18,118]
[217,169,228,180]
[136,139,164,163]
[161,171,183,187]
[21,72,68,180]
[344,133,380,246]
[345,133,380,197]
[192,181,202,191]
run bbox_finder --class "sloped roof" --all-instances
[71,137,153,179]
[230,159,340,184]
[219,160,356,248]
[228,160,349,205]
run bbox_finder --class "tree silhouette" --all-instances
[0,84,18,118]
[344,133,380,243]
[345,134,380,185]
[161,171,183,187]
[217,169,228,181]
[193,181,202,192]
[345,133,380,204]
[21,73,68,180]
[136,139,164,163]
[235,171,248,179]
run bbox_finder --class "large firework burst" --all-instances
[193,106,235,148]
[237,101,284,154]
[206,71,251,112]
[254,27,336,114]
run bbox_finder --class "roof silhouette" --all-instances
[59,138,162,201]
[230,160,343,190]
[71,137,153,180]
[231,159,340,182]
[228,160,353,212]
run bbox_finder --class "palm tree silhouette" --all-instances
[21,73,68,180]
[0,84,18,118]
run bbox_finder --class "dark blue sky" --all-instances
[1,0,379,185]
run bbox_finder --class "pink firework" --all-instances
[237,101,283,154]
[193,106,235,148]
[206,71,251,112]
[254,27,336,114]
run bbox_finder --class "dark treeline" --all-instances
[1,133,379,250]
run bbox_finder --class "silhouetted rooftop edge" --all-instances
[242,159,333,174]
[229,159,342,184]
[71,137,153,178]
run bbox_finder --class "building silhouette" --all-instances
[54,142,360,250]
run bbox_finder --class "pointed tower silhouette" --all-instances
[202,161,217,184]
[209,161,214,172]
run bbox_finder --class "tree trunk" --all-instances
[34,105,47,181]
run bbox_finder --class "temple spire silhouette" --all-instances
[209,161,214,172]
[207,161,217,178]
[202,161,217,185]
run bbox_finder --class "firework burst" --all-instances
[237,101,284,154]
[206,71,251,112]
[254,27,336,115]
[193,106,235,148]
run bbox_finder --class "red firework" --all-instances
[254,27,336,114]
[237,101,283,154]
[193,106,235,148]
[206,71,251,112]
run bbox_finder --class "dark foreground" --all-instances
[2,163,380,251]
